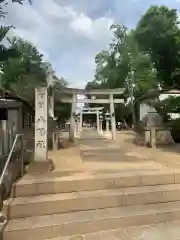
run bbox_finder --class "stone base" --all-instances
[26,159,54,174]
[145,127,174,145]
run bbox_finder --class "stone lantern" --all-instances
[99,114,103,133]
[74,113,80,136]
[105,111,111,133]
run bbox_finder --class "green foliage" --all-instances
[54,102,71,120]
[89,23,158,99]
[135,5,180,88]
[115,103,131,122]
[86,23,159,124]
[0,37,69,108]
[0,0,71,121]
[152,96,180,123]
[0,0,32,62]
[167,118,180,131]
[86,5,180,124]
[0,0,31,18]
[0,44,44,103]
[155,96,180,115]
[162,96,180,114]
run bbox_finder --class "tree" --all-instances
[135,5,180,89]
[92,24,158,99]
[153,96,180,121]
[93,24,129,89]
[86,23,159,126]
[0,0,32,63]
[0,37,47,103]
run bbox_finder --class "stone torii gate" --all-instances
[34,86,125,168]
[57,87,125,142]
[80,107,104,132]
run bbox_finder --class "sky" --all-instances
[3,0,180,88]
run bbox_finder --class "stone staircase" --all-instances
[2,170,180,239]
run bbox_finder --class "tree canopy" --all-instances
[89,22,158,99]
[85,5,180,124]
[0,0,69,119]
[135,5,180,89]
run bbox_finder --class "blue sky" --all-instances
[3,0,180,88]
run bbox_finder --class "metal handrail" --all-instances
[0,134,24,186]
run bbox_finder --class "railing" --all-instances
[0,125,16,157]
[0,134,24,223]
[0,134,24,185]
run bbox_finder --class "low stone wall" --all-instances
[134,127,174,146]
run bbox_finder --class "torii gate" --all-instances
[80,107,104,132]
[34,86,125,167]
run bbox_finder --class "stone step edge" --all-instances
[44,221,180,240]
[16,170,180,184]
[12,170,180,198]
[6,183,180,206]
[4,201,180,232]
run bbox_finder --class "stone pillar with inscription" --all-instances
[29,87,53,174]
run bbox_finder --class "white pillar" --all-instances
[150,127,156,148]
[109,94,116,141]
[35,87,48,162]
[80,110,83,131]
[100,121,103,133]
[69,93,77,142]
[96,108,100,133]
[74,121,77,136]
[77,120,81,134]
[106,119,110,133]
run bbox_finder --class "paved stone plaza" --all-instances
[50,128,177,174]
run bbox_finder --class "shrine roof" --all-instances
[0,99,22,109]
[0,87,33,111]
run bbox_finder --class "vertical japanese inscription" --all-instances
[35,87,48,161]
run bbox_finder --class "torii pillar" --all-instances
[110,93,116,141]
[80,109,83,131]
[69,93,77,142]
[96,108,100,133]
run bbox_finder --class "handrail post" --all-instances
[0,133,24,225]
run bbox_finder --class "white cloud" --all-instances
[2,0,113,88]
[70,14,92,34]
[2,0,180,88]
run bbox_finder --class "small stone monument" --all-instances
[144,109,174,147]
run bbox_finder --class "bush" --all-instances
[166,118,180,142]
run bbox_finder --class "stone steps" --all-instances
[3,201,180,240]
[44,221,180,240]
[3,170,180,240]
[12,170,179,197]
[5,184,180,219]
